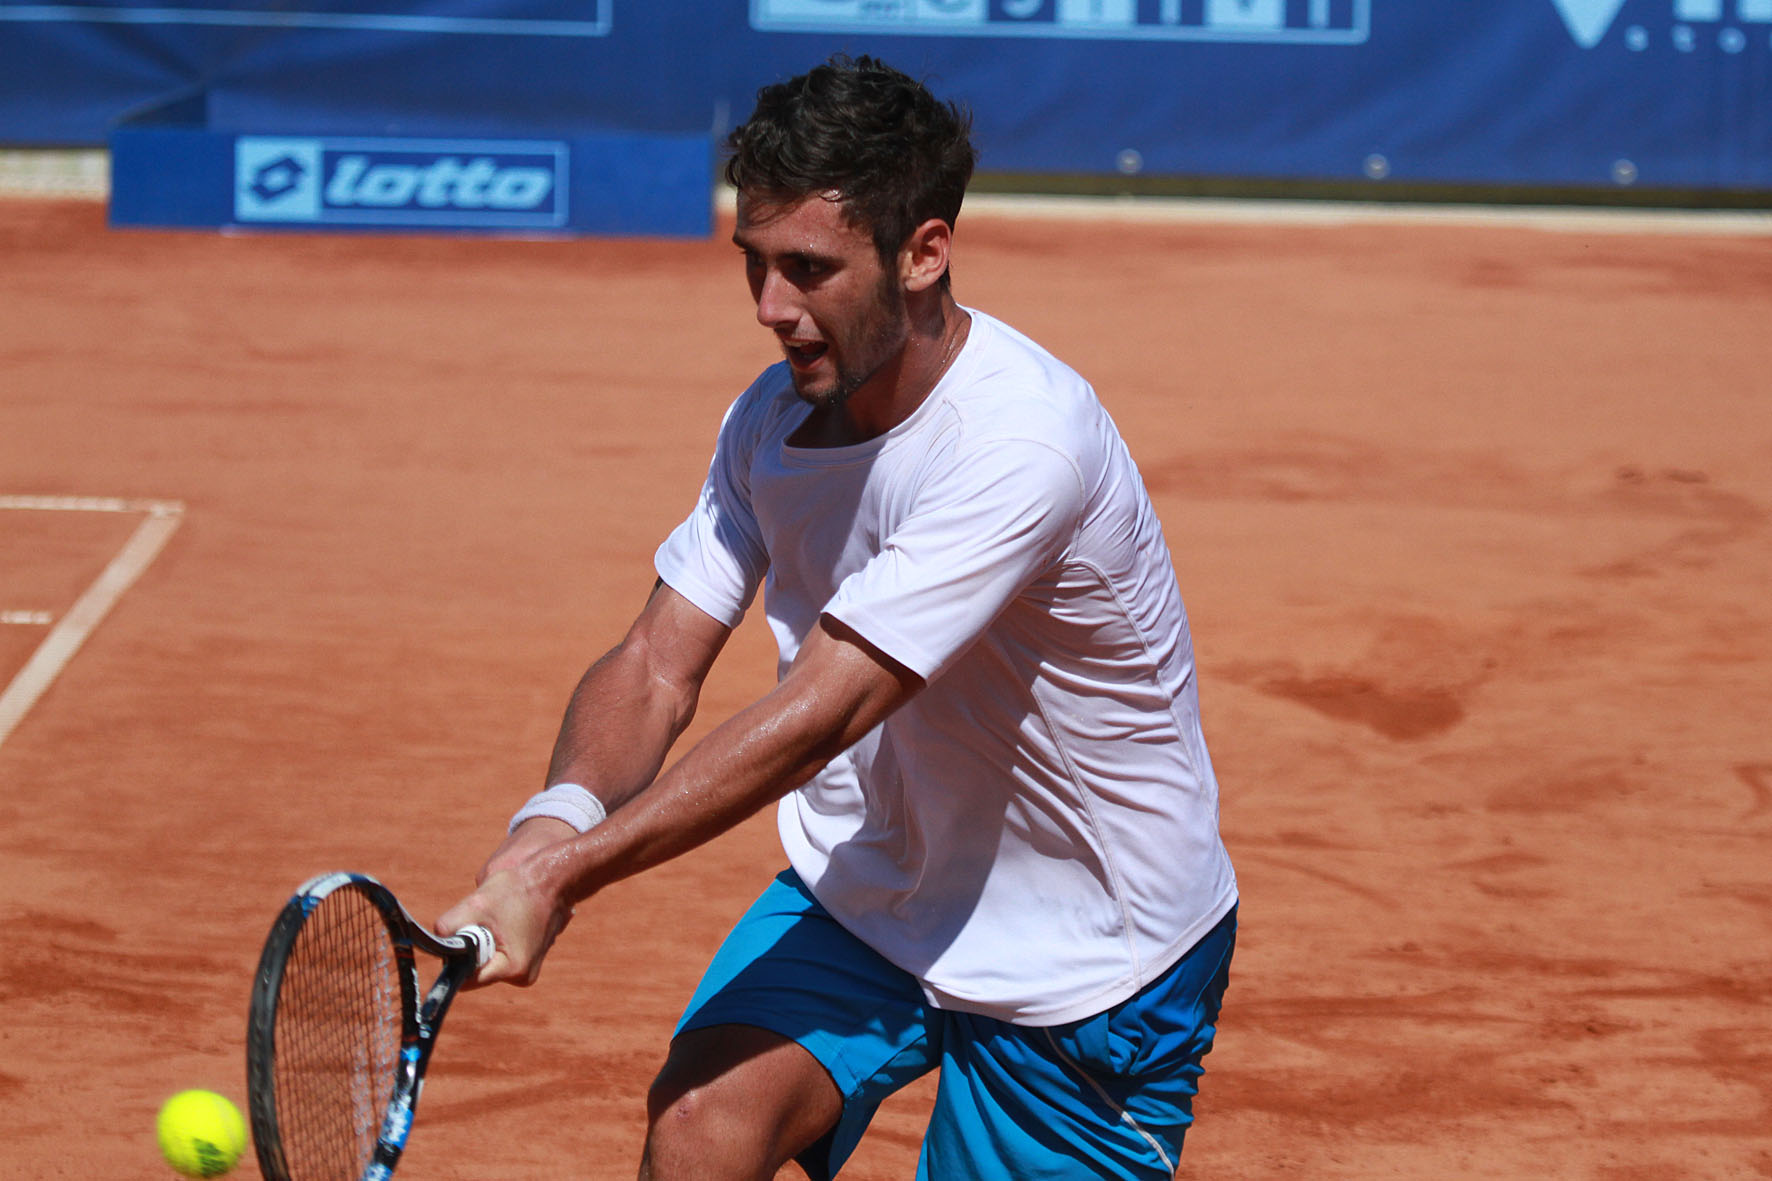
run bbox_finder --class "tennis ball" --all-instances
[156,1089,246,1178]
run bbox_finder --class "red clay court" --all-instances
[2,194,1770,1178]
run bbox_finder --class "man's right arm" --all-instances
[479,580,733,881]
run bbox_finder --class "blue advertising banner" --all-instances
[108,125,713,235]
[3,1,1769,200]
[0,1,713,141]
[719,0,1772,189]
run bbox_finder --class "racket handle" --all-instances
[456,924,495,969]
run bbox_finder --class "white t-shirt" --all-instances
[656,310,1237,1025]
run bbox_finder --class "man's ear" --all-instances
[899,218,953,294]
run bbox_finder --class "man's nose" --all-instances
[753,269,797,330]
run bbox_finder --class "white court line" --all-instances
[961,193,1772,236]
[715,185,1772,236]
[0,497,185,749]
[0,149,108,201]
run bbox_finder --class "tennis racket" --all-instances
[246,871,494,1181]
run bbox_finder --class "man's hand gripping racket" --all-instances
[246,872,494,1181]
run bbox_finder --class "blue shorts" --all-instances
[675,870,1236,1180]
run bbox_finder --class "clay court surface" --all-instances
[2,194,1769,1179]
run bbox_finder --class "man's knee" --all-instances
[640,1026,841,1180]
[643,1073,763,1181]
[645,1074,730,1156]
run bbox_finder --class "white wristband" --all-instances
[508,782,607,835]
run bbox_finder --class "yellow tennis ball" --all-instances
[156,1089,246,1178]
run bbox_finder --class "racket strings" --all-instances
[273,889,405,1181]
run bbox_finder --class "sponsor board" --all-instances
[234,138,568,229]
[0,2,612,36]
[750,0,1369,43]
[110,124,711,237]
[750,0,1771,51]
[1550,0,1772,50]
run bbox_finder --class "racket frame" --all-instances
[247,871,491,1181]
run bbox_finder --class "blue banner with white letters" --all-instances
[234,138,571,229]
[3,1,1769,196]
[108,125,714,235]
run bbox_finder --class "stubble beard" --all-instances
[791,271,909,411]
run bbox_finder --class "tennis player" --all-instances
[440,55,1238,1180]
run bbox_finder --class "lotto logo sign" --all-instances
[234,137,568,228]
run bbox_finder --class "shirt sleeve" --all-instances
[824,435,1085,681]
[654,393,770,628]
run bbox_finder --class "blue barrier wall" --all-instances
[3,1,1769,192]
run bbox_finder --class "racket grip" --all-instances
[456,924,495,969]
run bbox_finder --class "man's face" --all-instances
[733,192,909,410]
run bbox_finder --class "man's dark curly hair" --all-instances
[725,56,976,282]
